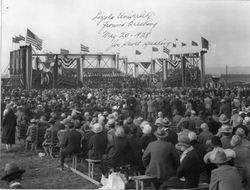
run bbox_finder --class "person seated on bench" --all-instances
[102,127,130,176]
[209,149,242,190]
[42,118,57,156]
[142,127,180,190]
[88,123,107,160]
[58,122,82,171]
[160,132,203,190]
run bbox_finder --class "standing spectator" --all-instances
[140,124,156,151]
[204,94,212,114]
[2,108,17,152]
[198,123,214,145]
[231,129,250,189]
[220,99,231,120]
[161,118,178,146]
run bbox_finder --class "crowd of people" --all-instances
[1,86,250,189]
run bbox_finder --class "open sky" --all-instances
[1,0,250,74]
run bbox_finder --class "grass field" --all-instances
[0,141,98,189]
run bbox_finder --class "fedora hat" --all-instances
[161,117,172,127]
[48,118,56,124]
[30,119,37,123]
[177,135,191,147]
[210,150,231,164]
[154,127,168,138]
[92,123,103,133]
[219,125,232,133]
[1,163,25,181]
[219,114,229,124]
[103,111,109,116]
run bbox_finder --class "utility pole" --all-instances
[226,64,228,88]
[0,0,3,72]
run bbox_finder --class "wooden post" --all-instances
[181,55,186,87]
[53,55,58,89]
[76,58,80,88]
[97,55,101,68]
[200,51,206,87]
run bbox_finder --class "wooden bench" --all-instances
[168,183,209,190]
[131,175,157,190]
[85,159,101,179]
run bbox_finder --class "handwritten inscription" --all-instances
[92,11,167,51]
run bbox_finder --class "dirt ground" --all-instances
[0,141,98,189]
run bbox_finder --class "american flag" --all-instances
[80,44,89,52]
[163,46,170,55]
[26,29,43,50]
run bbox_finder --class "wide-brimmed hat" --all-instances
[1,163,25,181]
[126,117,133,124]
[92,123,103,133]
[161,117,172,127]
[177,135,190,147]
[30,119,37,123]
[103,111,109,116]
[219,125,232,133]
[210,150,231,164]
[48,118,56,124]
[107,119,115,126]
[154,127,168,138]
[219,114,229,124]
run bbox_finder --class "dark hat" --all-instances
[154,127,168,138]
[48,118,56,124]
[126,117,133,124]
[211,136,222,147]
[210,150,231,164]
[177,134,191,147]
[219,114,229,124]
[1,163,25,181]
[161,117,172,127]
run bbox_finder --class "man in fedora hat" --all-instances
[217,125,233,149]
[209,150,242,190]
[161,133,203,189]
[1,162,25,189]
[160,117,177,146]
[142,127,180,190]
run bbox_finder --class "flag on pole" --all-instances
[26,29,43,50]
[60,49,69,54]
[18,35,25,41]
[80,44,89,52]
[135,50,141,55]
[173,43,176,48]
[152,47,159,52]
[201,37,209,50]
[191,41,198,46]
[181,42,187,47]
[12,37,19,43]
[163,46,170,55]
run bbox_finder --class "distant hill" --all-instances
[206,66,250,75]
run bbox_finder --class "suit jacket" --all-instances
[63,129,82,154]
[142,140,180,180]
[88,131,108,160]
[104,137,130,167]
[177,149,202,188]
[165,128,178,145]
[209,165,242,190]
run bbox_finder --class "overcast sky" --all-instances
[1,0,250,74]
